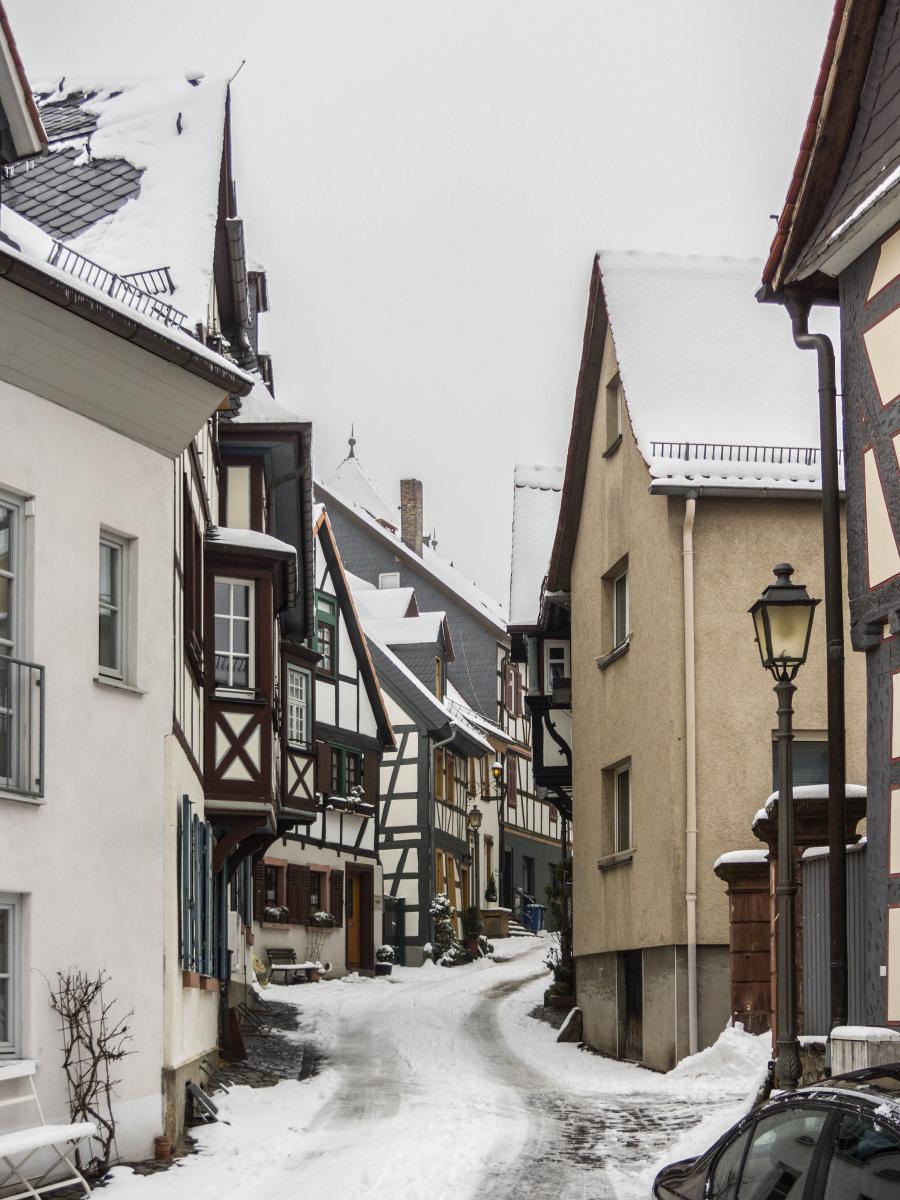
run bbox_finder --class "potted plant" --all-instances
[484,873,497,904]
[375,945,394,976]
[263,904,289,924]
[462,905,482,953]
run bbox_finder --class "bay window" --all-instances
[214,578,254,690]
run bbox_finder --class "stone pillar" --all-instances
[713,853,771,1035]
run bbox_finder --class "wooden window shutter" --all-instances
[504,665,515,713]
[507,757,517,808]
[331,869,344,926]
[252,861,265,922]
[299,865,311,924]
[287,864,303,923]
[317,741,332,797]
[363,752,379,804]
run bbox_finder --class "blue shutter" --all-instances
[178,795,192,970]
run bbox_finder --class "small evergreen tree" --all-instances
[429,892,455,961]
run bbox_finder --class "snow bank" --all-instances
[668,1023,771,1085]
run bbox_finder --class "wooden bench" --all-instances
[0,1059,96,1199]
[265,947,306,984]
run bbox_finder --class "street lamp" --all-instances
[491,761,503,794]
[468,804,483,914]
[749,563,820,1090]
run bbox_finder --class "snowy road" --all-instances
[104,938,767,1200]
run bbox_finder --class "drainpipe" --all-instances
[785,297,847,1046]
[683,496,699,1057]
[428,723,457,938]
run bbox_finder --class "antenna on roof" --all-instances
[348,425,356,459]
[228,59,247,84]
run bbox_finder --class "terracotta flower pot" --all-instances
[154,1135,173,1162]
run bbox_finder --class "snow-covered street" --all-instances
[100,939,768,1200]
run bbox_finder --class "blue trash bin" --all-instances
[523,904,546,933]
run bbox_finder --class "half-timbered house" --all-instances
[762,0,900,1047]
[252,507,394,977]
[350,577,496,964]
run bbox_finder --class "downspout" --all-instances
[683,495,699,1057]
[785,297,847,1047]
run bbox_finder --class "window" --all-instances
[435,656,444,699]
[99,534,129,679]
[822,1111,900,1199]
[771,736,828,790]
[444,751,456,802]
[379,572,400,589]
[738,1108,826,1199]
[545,641,570,691]
[264,865,280,907]
[330,747,362,796]
[316,593,337,676]
[214,578,254,690]
[0,895,20,1056]
[0,496,22,660]
[287,665,311,745]
[309,869,327,913]
[614,764,631,853]
[182,480,203,676]
[434,747,445,799]
[226,465,252,529]
[708,1126,751,1199]
[612,568,628,649]
[503,663,523,717]
[605,373,623,448]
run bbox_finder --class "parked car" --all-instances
[653,1064,900,1199]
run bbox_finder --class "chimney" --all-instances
[400,478,424,556]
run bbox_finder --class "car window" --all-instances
[736,1108,826,1199]
[822,1112,900,1200]
[709,1127,751,1199]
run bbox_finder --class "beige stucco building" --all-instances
[548,251,867,1071]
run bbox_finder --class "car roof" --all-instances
[761,1062,900,1122]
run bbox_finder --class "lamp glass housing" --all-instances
[749,563,819,678]
[467,805,483,831]
[491,762,503,784]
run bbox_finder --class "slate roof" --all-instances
[2,148,142,240]
[792,0,900,278]
[35,93,99,141]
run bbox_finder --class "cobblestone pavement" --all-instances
[214,995,322,1089]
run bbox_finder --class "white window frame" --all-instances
[214,577,255,693]
[612,567,629,649]
[544,640,570,691]
[0,493,24,661]
[378,572,400,590]
[0,894,21,1058]
[98,533,129,681]
[286,664,311,746]
[613,763,631,854]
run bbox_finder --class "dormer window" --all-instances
[224,462,265,532]
[379,572,400,589]
[605,373,623,452]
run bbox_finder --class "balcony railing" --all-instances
[48,242,189,331]
[0,656,45,798]
[649,441,845,467]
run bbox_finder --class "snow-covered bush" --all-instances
[375,944,395,963]
[429,893,455,961]
[263,904,289,922]
[312,911,336,927]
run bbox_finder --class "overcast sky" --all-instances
[11,1,832,603]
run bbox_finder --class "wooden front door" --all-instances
[346,872,362,970]
[445,856,458,935]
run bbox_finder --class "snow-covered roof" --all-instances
[207,526,296,558]
[362,613,447,648]
[317,477,508,633]
[445,680,514,746]
[752,783,867,827]
[325,449,398,529]
[15,74,229,327]
[509,464,563,628]
[0,203,255,388]
[598,251,843,492]
[231,381,310,425]
[352,584,418,621]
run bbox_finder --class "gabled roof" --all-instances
[547,253,840,592]
[3,73,228,325]
[313,508,395,748]
[365,637,491,756]
[763,0,887,292]
[325,441,398,528]
[231,379,311,425]
[361,612,454,659]
[350,578,419,620]
[509,464,563,630]
[316,478,508,635]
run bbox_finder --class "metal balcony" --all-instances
[0,656,45,799]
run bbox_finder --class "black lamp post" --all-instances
[491,760,504,906]
[467,804,483,915]
[749,563,820,1090]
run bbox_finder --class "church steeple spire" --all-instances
[347,424,356,459]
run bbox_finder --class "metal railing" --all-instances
[649,442,844,467]
[48,242,188,331]
[121,266,174,296]
[0,656,45,799]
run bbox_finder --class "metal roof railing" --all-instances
[49,241,188,331]
[649,442,844,467]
